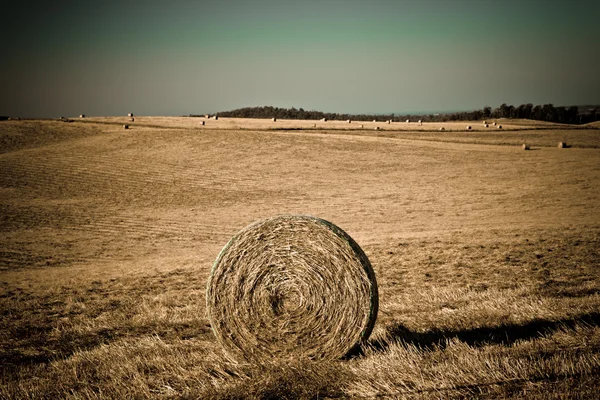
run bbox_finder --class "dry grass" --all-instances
[1,117,599,398]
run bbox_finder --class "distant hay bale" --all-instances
[386,120,391,124]
[214,116,219,120]
[466,125,472,130]
[321,118,328,122]
[558,142,567,148]
[493,122,497,126]
[79,114,85,118]
[375,126,381,130]
[206,215,378,361]
[205,114,210,119]
[128,113,133,117]
[347,119,351,123]
[485,124,489,128]
[123,124,129,129]
[497,125,502,129]
[483,120,487,124]
[522,143,530,150]
[131,117,135,122]
[406,119,410,123]
[440,127,445,131]
[272,118,277,122]
[372,120,377,123]
[200,121,205,126]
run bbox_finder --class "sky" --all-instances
[1,0,599,118]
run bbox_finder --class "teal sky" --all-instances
[2,0,599,117]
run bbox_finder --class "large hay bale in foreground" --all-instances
[206,215,378,361]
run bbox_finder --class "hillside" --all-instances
[1,117,600,398]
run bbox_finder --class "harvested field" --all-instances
[1,117,600,398]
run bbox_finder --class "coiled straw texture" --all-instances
[206,215,378,361]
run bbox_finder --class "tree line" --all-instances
[193,104,600,125]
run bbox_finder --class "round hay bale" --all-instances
[131,117,135,122]
[485,124,489,128]
[558,142,567,148]
[522,143,530,150]
[272,117,277,122]
[497,125,502,129]
[372,120,377,123]
[214,116,219,120]
[440,127,445,131]
[387,120,391,124]
[123,124,129,129]
[79,114,85,118]
[205,114,210,118]
[493,122,497,126]
[206,215,378,362]
[466,125,472,130]
[483,120,487,124]
[200,121,205,126]
[128,113,133,117]
[347,119,351,123]
[321,118,327,122]
[375,126,380,130]
[406,119,410,123]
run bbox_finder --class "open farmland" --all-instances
[1,117,600,398]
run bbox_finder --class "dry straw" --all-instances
[206,215,378,362]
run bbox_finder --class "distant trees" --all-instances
[194,103,600,125]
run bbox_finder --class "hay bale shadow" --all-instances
[363,312,600,354]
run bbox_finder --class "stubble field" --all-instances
[1,116,600,398]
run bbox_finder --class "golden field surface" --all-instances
[1,117,600,398]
